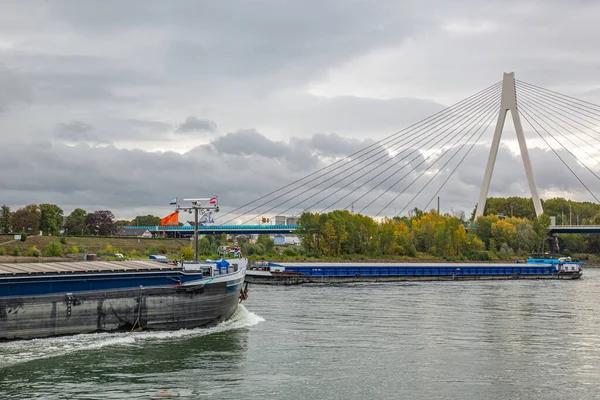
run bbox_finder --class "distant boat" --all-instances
[246,256,583,284]
[0,257,248,341]
[525,254,583,278]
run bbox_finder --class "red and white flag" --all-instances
[209,196,217,205]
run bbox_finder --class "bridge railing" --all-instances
[124,224,298,231]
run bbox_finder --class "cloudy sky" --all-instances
[2,0,600,222]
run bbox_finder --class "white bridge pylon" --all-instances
[474,72,544,218]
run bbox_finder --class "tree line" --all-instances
[296,197,600,259]
[0,204,168,236]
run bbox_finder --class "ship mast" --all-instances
[176,197,218,262]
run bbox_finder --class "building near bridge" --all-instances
[274,235,301,246]
[116,228,153,238]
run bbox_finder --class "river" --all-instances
[2,269,600,399]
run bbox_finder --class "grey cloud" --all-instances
[4,0,600,219]
[46,1,428,81]
[211,129,289,158]
[0,65,33,111]
[1,133,600,220]
[54,120,106,144]
[121,119,172,134]
[176,117,217,134]
[303,133,375,156]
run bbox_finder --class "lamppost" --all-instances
[569,205,572,226]
[510,205,514,218]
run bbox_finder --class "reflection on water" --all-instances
[2,272,600,399]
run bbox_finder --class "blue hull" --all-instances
[0,271,203,298]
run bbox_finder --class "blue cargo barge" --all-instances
[246,259,583,284]
[0,259,248,340]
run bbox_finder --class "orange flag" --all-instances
[161,211,179,226]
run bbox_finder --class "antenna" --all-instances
[176,196,219,262]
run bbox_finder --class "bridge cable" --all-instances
[518,101,600,183]
[411,102,498,214]
[217,81,502,223]
[516,81,600,127]
[517,85,600,151]
[516,85,600,143]
[236,91,498,225]
[289,86,503,216]
[272,87,502,219]
[228,84,502,224]
[222,82,501,223]
[517,79,600,113]
[518,96,600,165]
[311,87,503,214]
[350,94,500,215]
[370,101,500,217]
[518,106,600,203]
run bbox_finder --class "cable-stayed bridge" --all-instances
[129,72,600,235]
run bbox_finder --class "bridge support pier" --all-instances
[547,232,560,254]
[475,72,543,219]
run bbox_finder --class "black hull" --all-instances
[0,282,242,341]
[246,271,583,285]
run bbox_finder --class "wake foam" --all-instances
[0,305,264,369]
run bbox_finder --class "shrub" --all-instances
[562,249,572,257]
[405,242,417,257]
[70,246,80,254]
[465,251,491,261]
[181,247,194,260]
[20,233,27,242]
[12,246,20,256]
[145,246,159,256]
[44,242,64,257]
[243,243,264,256]
[103,244,116,254]
[283,247,297,257]
[0,247,6,256]
[158,245,167,254]
[60,236,68,244]
[25,246,41,257]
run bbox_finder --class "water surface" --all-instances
[2,270,600,399]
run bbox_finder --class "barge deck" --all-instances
[246,261,583,285]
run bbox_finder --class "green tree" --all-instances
[474,215,499,249]
[533,213,551,252]
[114,220,131,228]
[64,208,89,236]
[198,237,215,256]
[39,204,64,236]
[256,234,274,253]
[12,204,40,234]
[0,205,11,234]
[297,212,322,256]
[131,215,161,226]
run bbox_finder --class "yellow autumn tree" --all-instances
[377,218,414,256]
[490,219,517,250]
